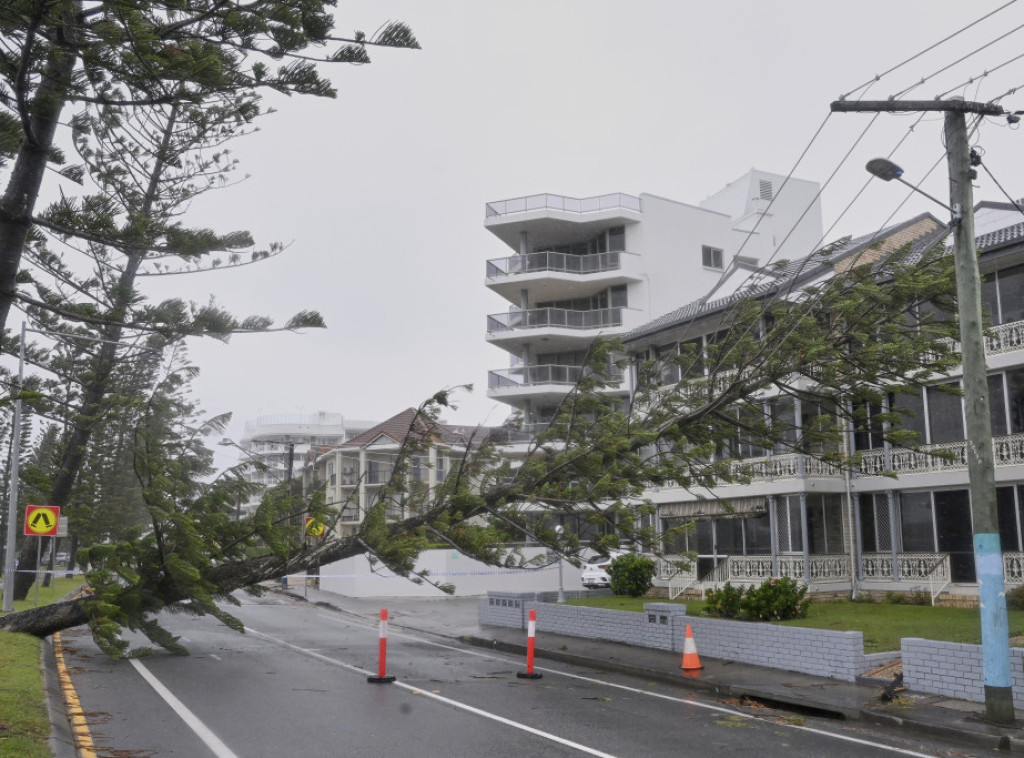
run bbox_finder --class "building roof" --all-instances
[339,408,471,449]
[977,219,1024,253]
[623,213,945,345]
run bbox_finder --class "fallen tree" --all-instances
[0,232,962,655]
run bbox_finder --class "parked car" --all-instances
[581,550,628,589]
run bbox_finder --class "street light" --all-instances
[865,158,960,222]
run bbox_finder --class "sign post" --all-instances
[23,505,59,606]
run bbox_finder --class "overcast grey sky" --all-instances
[129,1,1024,469]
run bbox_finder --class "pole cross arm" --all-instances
[830,99,1005,116]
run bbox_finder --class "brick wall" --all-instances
[902,638,1024,707]
[480,592,866,681]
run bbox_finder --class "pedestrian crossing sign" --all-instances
[24,505,60,537]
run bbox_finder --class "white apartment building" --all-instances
[623,204,1024,604]
[483,170,823,429]
[234,412,376,516]
[309,408,474,537]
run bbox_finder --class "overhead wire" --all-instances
[838,0,1020,101]
[891,20,1024,99]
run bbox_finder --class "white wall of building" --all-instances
[315,547,586,598]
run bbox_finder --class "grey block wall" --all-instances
[479,592,866,681]
[902,638,1024,707]
[680,615,865,681]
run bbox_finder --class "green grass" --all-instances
[0,633,54,757]
[0,577,85,758]
[568,594,1024,654]
[5,577,84,613]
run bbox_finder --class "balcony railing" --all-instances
[487,307,623,334]
[486,251,622,278]
[858,433,1024,477]
[986,319,1024,355]
[659,553,851,587]
[488,364,624,390]
[485,193,641,218]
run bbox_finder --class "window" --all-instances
[702,245,724,270]
[926,382,964,443]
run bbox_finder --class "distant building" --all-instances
[308,408,483,537]
[483,169,823,431]
[234,412,377,516]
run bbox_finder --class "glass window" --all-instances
[892,390,927,441]
[982,272,999,325]
[716,519,743,554]
[926,383,964,443]
[770,397,797,454]
[1008,368,1024,434]
[998,264,1024,323]
[702,245,724,270]
[998,486,1021,552]
[859,494,878,552]
[743,515,772,555]
[899,491,935,552]
[990,374,1008,437]
[608,226,625,252]
[853,400,884,451]
[806,494,844,554]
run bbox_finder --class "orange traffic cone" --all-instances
[680,624,703,671]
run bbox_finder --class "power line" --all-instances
[839,0,1020,101]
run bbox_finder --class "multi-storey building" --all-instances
[310,408,478,537]
[622,205,1024,604]
[234,412,376,516]
[483,170,823,430]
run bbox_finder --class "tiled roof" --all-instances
[977,220,1024,252]
[339,408,475,448]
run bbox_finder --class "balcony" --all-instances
[858,433,1024,477]
[487,251,622,278]
[485,250,641,303]
[485,193,640,218]
[488,363,624,403]
[486,307,624,351]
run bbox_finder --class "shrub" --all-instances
[607,553,656,597]
[703,582,744,618]
[741,577,810,621]
[1007,585,1024,611]
[702,578,809,621]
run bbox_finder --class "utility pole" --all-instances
[832,97,1014,724]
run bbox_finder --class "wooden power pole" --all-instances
[832,97,1014,724]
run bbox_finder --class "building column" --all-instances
[800,493,811,585]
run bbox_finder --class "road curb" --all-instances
[51,631,98,758]
[460,633,1024,751]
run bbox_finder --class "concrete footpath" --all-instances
[283,586,1024,753]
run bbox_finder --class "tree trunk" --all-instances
[0,33,78,337]
[0,534,369,639]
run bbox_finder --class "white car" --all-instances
[581,550,628,589]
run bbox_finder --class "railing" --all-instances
[486,251,623,278]
[861,551,951,593]
[986,320,1024,355]
[859,433,1024,477]
[487,307,624,334]
[1004,552,1024,585]
[485,193,641,218]
[659,557,698,600]
[488,364,624,390]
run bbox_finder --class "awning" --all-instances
[659,496,768,521]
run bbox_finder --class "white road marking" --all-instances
[305,609,942,758]
[129,659,240,758]
[244,626,618,758]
